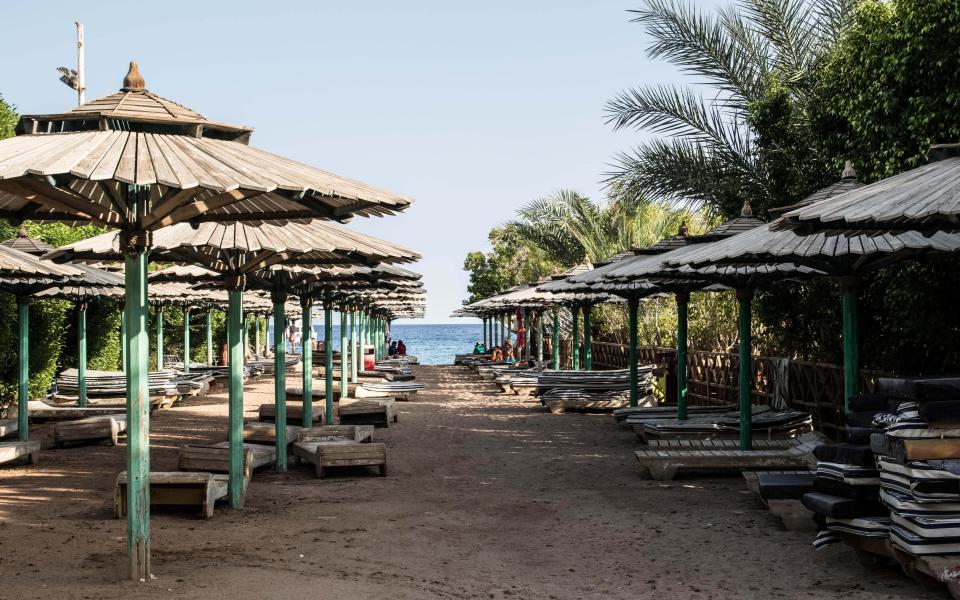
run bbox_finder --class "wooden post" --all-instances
[583,305,592,370]
[536,311,544,362]
[155,305,164,371]
[340,309,349,401]
[552,309,560,369]
[182,307,191,373]
[676,292,690,421]
[17,298,29,440]
[500,314,506,347]
[736,288,754,450]
[482,316,488,351]
[301,298,313,427]
[629,297,639,408]
[572,306,580,371]
[273,295,287,470]
[324,302,334,424]
[350,310,358,383]
[123,239,150,581]
[227,286,244,508]
[206,310,213,366]
[840,277,860,413]
[78,301,88,407]
[254,314,261,359]
[507,313,513,345]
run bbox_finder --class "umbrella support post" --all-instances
[524,311,531,361]
[324,304,334,424]
[552,309,560,369]
[206,310,213,366]
[737,289,753,451]
[350,310,358,383]
[572,307,580,371]
[78,302,88,407]
[254,315,260,359]
[676,292,689,421]
[628,298,639,407]
[17,298,29,440]
[840,278,860,414]
[155,306,163,371]
[536,311,544,363]
[340,310,349,401]
[123,246,151,581]
[583,306,592,370]
[227,287,244,509]
[273,298,287,471]
[120,307,127,372]
[182,307,191,374]
[301,299,313,427]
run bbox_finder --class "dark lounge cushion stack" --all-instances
[802,393,891,549]
[874,377,960,556]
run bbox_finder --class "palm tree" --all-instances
[606,0,854,217]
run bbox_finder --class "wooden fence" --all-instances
[590,341,882,439]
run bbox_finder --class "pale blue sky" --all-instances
[1,0,725,322]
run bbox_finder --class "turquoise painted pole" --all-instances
[676,292,690,421]
[242,312,249,360]
[301,299,313,427]
[507,313,513,344]
[273,296,287,470]
[182,307,191,373]
[536,311,544,363]
[78,302,88,407]
[483,316,488,351]
[120,305,127,372]
[736,289,754,450]
[227,287,245,508]
[206,310,213,366]
[500,314,505,347]
[572,306,580,370]
[340,310,349,401]
[123,243,150,580]
[628,297,639,407]
[840,278,860,413]
[583,305,592,370]
[155,305,164,371]
[552,309,560,368]
[17,299,29,440]
[324,303,334,424]
[350,310,358,383]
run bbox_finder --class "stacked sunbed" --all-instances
[54,368,213,406]
[631,406,813,442]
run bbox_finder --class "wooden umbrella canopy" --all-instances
[0,61,415,580]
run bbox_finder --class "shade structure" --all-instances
[0,61,414,581]
[779,145,960,234]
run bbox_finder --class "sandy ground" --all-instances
[0,365,945,600]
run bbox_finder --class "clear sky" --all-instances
[1,0,725,323]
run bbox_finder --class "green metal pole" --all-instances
[552,309,560,369]
[350,310,358,383]
[324,303,335,424]
[301,299,313,427]
[273,296,287,470]
[583,305,592,370]
[78,302,88,407]
[182,307,191,373]
[254,314,261,358]
[124,245,150,581]
[572,306,580,371]
[243,312,249,360]
[17,299,29,441]
[507,313,513,345]
[676,292,689,421]
[120,305,127,372]
[483,316,488,352]
[737,289,754,450]
[628,297,639,408]
[227,287,244,508]
[500,314,506,347]
[840,278,860,413]
[206,310,214,366]
[155,305,164,371]
[340,309,349,401]
[537,311,544,363]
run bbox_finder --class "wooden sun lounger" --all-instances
[115,471,229,519]
[179,444,271,499]
[0,440,40,466]
[0,419,17,439]
[741,470,817,531]
[292,441,387,478]
[544,398,633,414]
[299,425,374,443]
[891,548,960,599]
[243,422,300,445]
[257,403,323,424]
[27,400,126,421]
[339,398,397,428]
[54,415,127,447]
[648,439,796,450]
[634,433,824,480]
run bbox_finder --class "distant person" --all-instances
[397,340,407,356]
[491,347,503,362]
[472,341,484,354]
[505,348,516,363]
[389,340,398,355]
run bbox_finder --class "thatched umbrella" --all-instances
[0,245,82,445]
[2,62,413,578]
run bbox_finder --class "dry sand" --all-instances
[0,365,942,599]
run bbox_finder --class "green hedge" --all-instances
[0,295,69,412]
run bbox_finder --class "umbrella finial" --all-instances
[740,200,753,217]
[841,160,857,179]
[122,61,146,92]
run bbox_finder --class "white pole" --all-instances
[75,22,85,105]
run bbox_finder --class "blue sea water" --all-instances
[269,322,482,365]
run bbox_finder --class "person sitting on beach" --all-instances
[491,347,503,362]
[397,340,407,355]
[389,340,398,355]
[472,341,485,354]
[504,348,516,363]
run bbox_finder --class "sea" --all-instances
[269,322,483,365]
